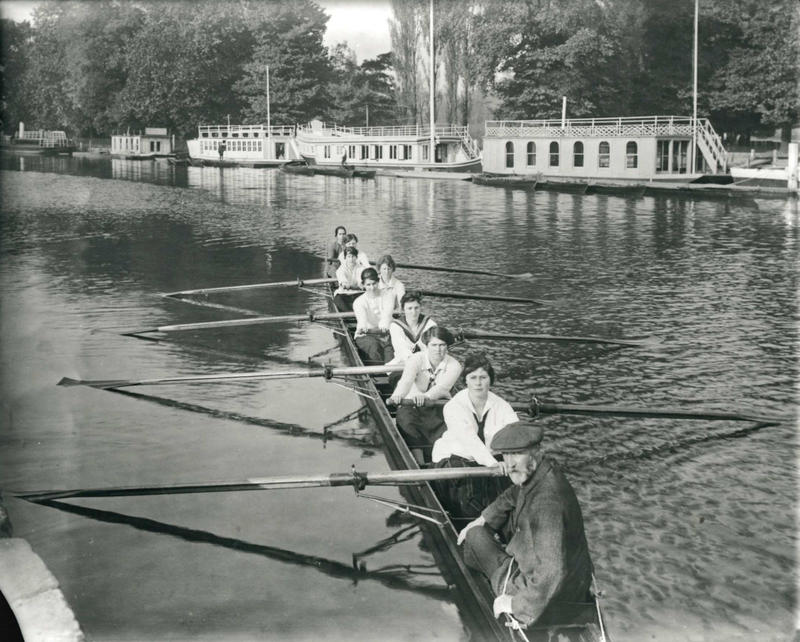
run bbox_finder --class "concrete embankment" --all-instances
[0,498,84,641]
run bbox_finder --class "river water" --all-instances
[0,155,797,641]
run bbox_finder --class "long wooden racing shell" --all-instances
[325,283,608,642]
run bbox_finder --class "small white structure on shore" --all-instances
[111,127,174,159]
[482,115,728,181]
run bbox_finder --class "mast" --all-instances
[429,0,435,163]
[266,65,272,157]
[692,0,698,173]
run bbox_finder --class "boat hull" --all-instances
[326,283,608,641]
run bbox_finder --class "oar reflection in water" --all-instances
[105,387,380,449]
[32,499,451,602]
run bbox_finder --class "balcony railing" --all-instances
[485,116,707,139]
[198,124,296,137]
[297,122,470,139]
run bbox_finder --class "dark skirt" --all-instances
[395,405,447,462]
[430,455,511,524]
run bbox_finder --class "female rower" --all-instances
[353,267,396,365]
[338,233,370,269]
[333,246,363,312]
[430,352,516,520]
[326,225,347,276]
[376,254,406,309]
[386,291,436,367]
[387,326,462,464]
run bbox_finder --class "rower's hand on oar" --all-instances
[386,393,402,407]
[412,393,428,407]
[457,515,486,545]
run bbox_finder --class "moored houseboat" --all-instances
[0,122,75,156]
[111,127,175,160]
[482,115,728,182]
[186,123,302,167]
[295,119,482,173]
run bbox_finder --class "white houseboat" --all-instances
[295,119,482,172]
[482,115,728,181]
[186,124,301,167]
[1,122,75,156]
[111,127,175,160]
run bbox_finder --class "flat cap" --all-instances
[490,421,544,453]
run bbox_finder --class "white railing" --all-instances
[485,115,711,139]
[298,122,471,139]
[198,124,296,137]
[17,130,71,147]
[696,119,727,172]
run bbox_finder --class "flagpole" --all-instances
[692,0,698,173]
[266,65,272,158]
[429,0,435,165]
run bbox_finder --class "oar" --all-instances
[17,466,504,502]
[455,329,654,347]
[395,398,784,425]
[163,283,543,307]
[162,277,336,298]
[393,261,533,280]
[122,310,355,336]
[58,363,405,390]
[322,257,532,279]
[418,289,545,305]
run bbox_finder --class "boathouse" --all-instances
[111,127,174,159]
[185,124,300,166]
[482,116,728,181]
[295,119,482,172]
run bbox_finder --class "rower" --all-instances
[376,254,406,309]
[338,233,370,270]
[430,352,517,521]
[458,422,595,630]
[386,326,462,464]
[333,246,363,312]
[352,267,395,365]
[386,291,436,368]
[326,226,347,276]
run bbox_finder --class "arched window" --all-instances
[626,141,638,168]
[549,141,559,167]
[573,141,584,168]
[526,142,536,166]
[505,141,515,168]
[598,141,610,168]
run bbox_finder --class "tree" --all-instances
[389,0,422,123]
[0,18,33,133]
[236,0,334,125]
[704,0,799,137]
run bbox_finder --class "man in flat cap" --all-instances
[457,421,595,629]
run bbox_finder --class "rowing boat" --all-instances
[313,165,355,178]
[325,281,608,641]
[280,160,315,175]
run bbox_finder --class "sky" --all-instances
[0,0,394,62]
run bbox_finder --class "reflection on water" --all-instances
[0,157,797,641]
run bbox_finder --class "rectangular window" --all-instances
[422,144,429,161]
[389,145,397,159]
[349,145,356,159]
[672,140,688,174]
[360,145,368,159]
[324,145,331,159]
[656,140,670,172]
[403,144,412,160]
[275,142,285,159]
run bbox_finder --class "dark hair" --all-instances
[462,351,495,385]
[343,246,359,258]
[376,254,396,270]
[422,326,454,346]
[361,267,378,283]
[344,233,359,244]
[334,226,346,236]
[400,291,423,308]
